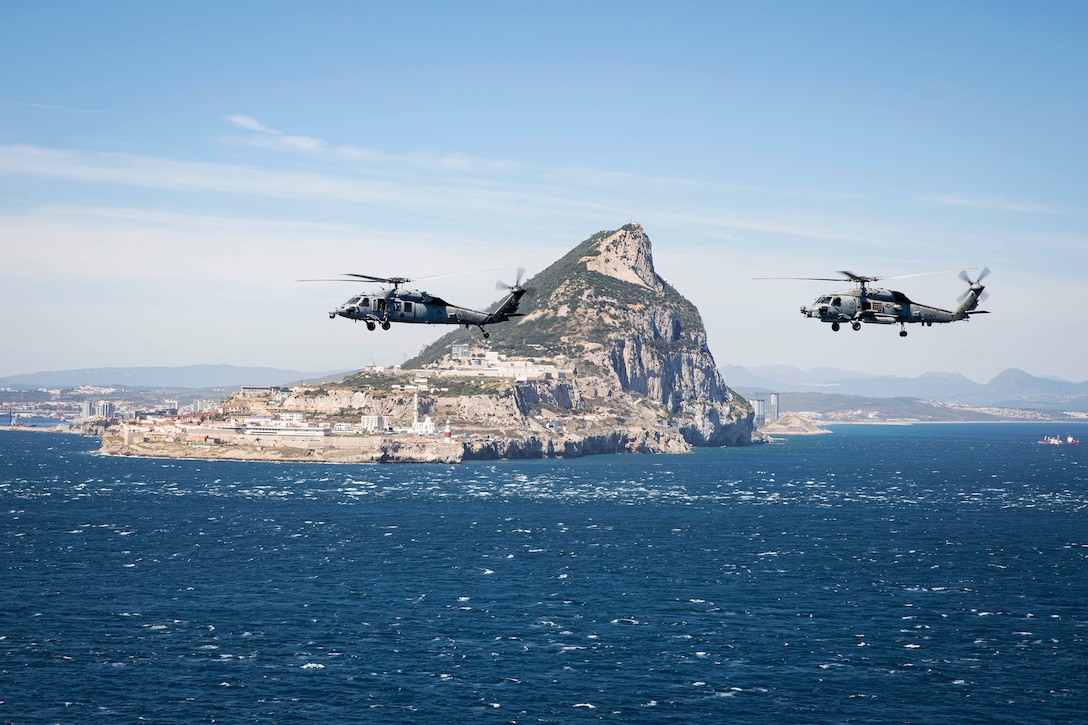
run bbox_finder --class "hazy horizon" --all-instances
[3,361,1085,389]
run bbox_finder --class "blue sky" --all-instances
[2,2,1086,382]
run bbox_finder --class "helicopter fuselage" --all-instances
[757,268,989,337]
[801,286,975,331]
[330,287,525,337]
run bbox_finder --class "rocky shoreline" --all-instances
[97,434,464,464]
[95,424,713,465]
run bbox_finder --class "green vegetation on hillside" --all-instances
[405,225,709,367]
[338,369,511,397]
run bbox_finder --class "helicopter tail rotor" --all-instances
[488,268,530,322]
[954,267,990,317]
[957,266,990,301]
[496,267,527,292]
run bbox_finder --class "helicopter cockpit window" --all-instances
[831,297,842,306]
[818,296,832,304]
[360,298,370,308]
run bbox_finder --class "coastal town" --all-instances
[4,347,621,463]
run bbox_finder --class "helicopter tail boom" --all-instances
[485,287,527,324]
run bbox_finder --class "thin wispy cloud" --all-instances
[2,117,1078,280]
[227,115,523,175]
[922,194,1067,214]
[0,134,1028,269]
[0,143,481,207]
[226,114,326,152]
[9,101,107,114]
[225,115,870,200]
[226,114,275,133]
[0,142,614,224]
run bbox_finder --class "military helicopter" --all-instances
[757,268,990,337]
[304,269,529,338]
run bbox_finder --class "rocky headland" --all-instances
[99,223,753,462]
[401,223,753,457]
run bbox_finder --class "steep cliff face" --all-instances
[281,389,424,419]
[409,223,753,448]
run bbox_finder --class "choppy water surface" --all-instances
[3,423,1087,723]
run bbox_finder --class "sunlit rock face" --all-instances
[409,223,754,453]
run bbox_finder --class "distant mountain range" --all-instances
[724,365,1088,412]
[0,365,350,390]
[6,362,1087,413]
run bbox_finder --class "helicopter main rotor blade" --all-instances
[342,269,499,284]
[836,270,877,283]
[300,268,499,285]
[410,268,500,282]
[343,273,411,285]
[880,269,971,281]
[840,270,969,283]
[757,269,971,282]
[297,278,373,283]
[752,276,856,282]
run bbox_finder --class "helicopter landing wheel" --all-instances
[366,322,376,331]
[381,321,390,331]
[831,322,840,332]
[900,330,908,337]
[851,321,861,331]
[483,330,490,339]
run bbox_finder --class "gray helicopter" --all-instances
[758,268,990,337]
[307,269,528,338]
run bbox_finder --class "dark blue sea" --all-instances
[3,424,1087,724]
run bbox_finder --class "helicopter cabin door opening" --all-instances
[391,300,418,321]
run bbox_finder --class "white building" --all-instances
[360,415,388,433]
[409,392,436,435]
[243,413,328,437]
